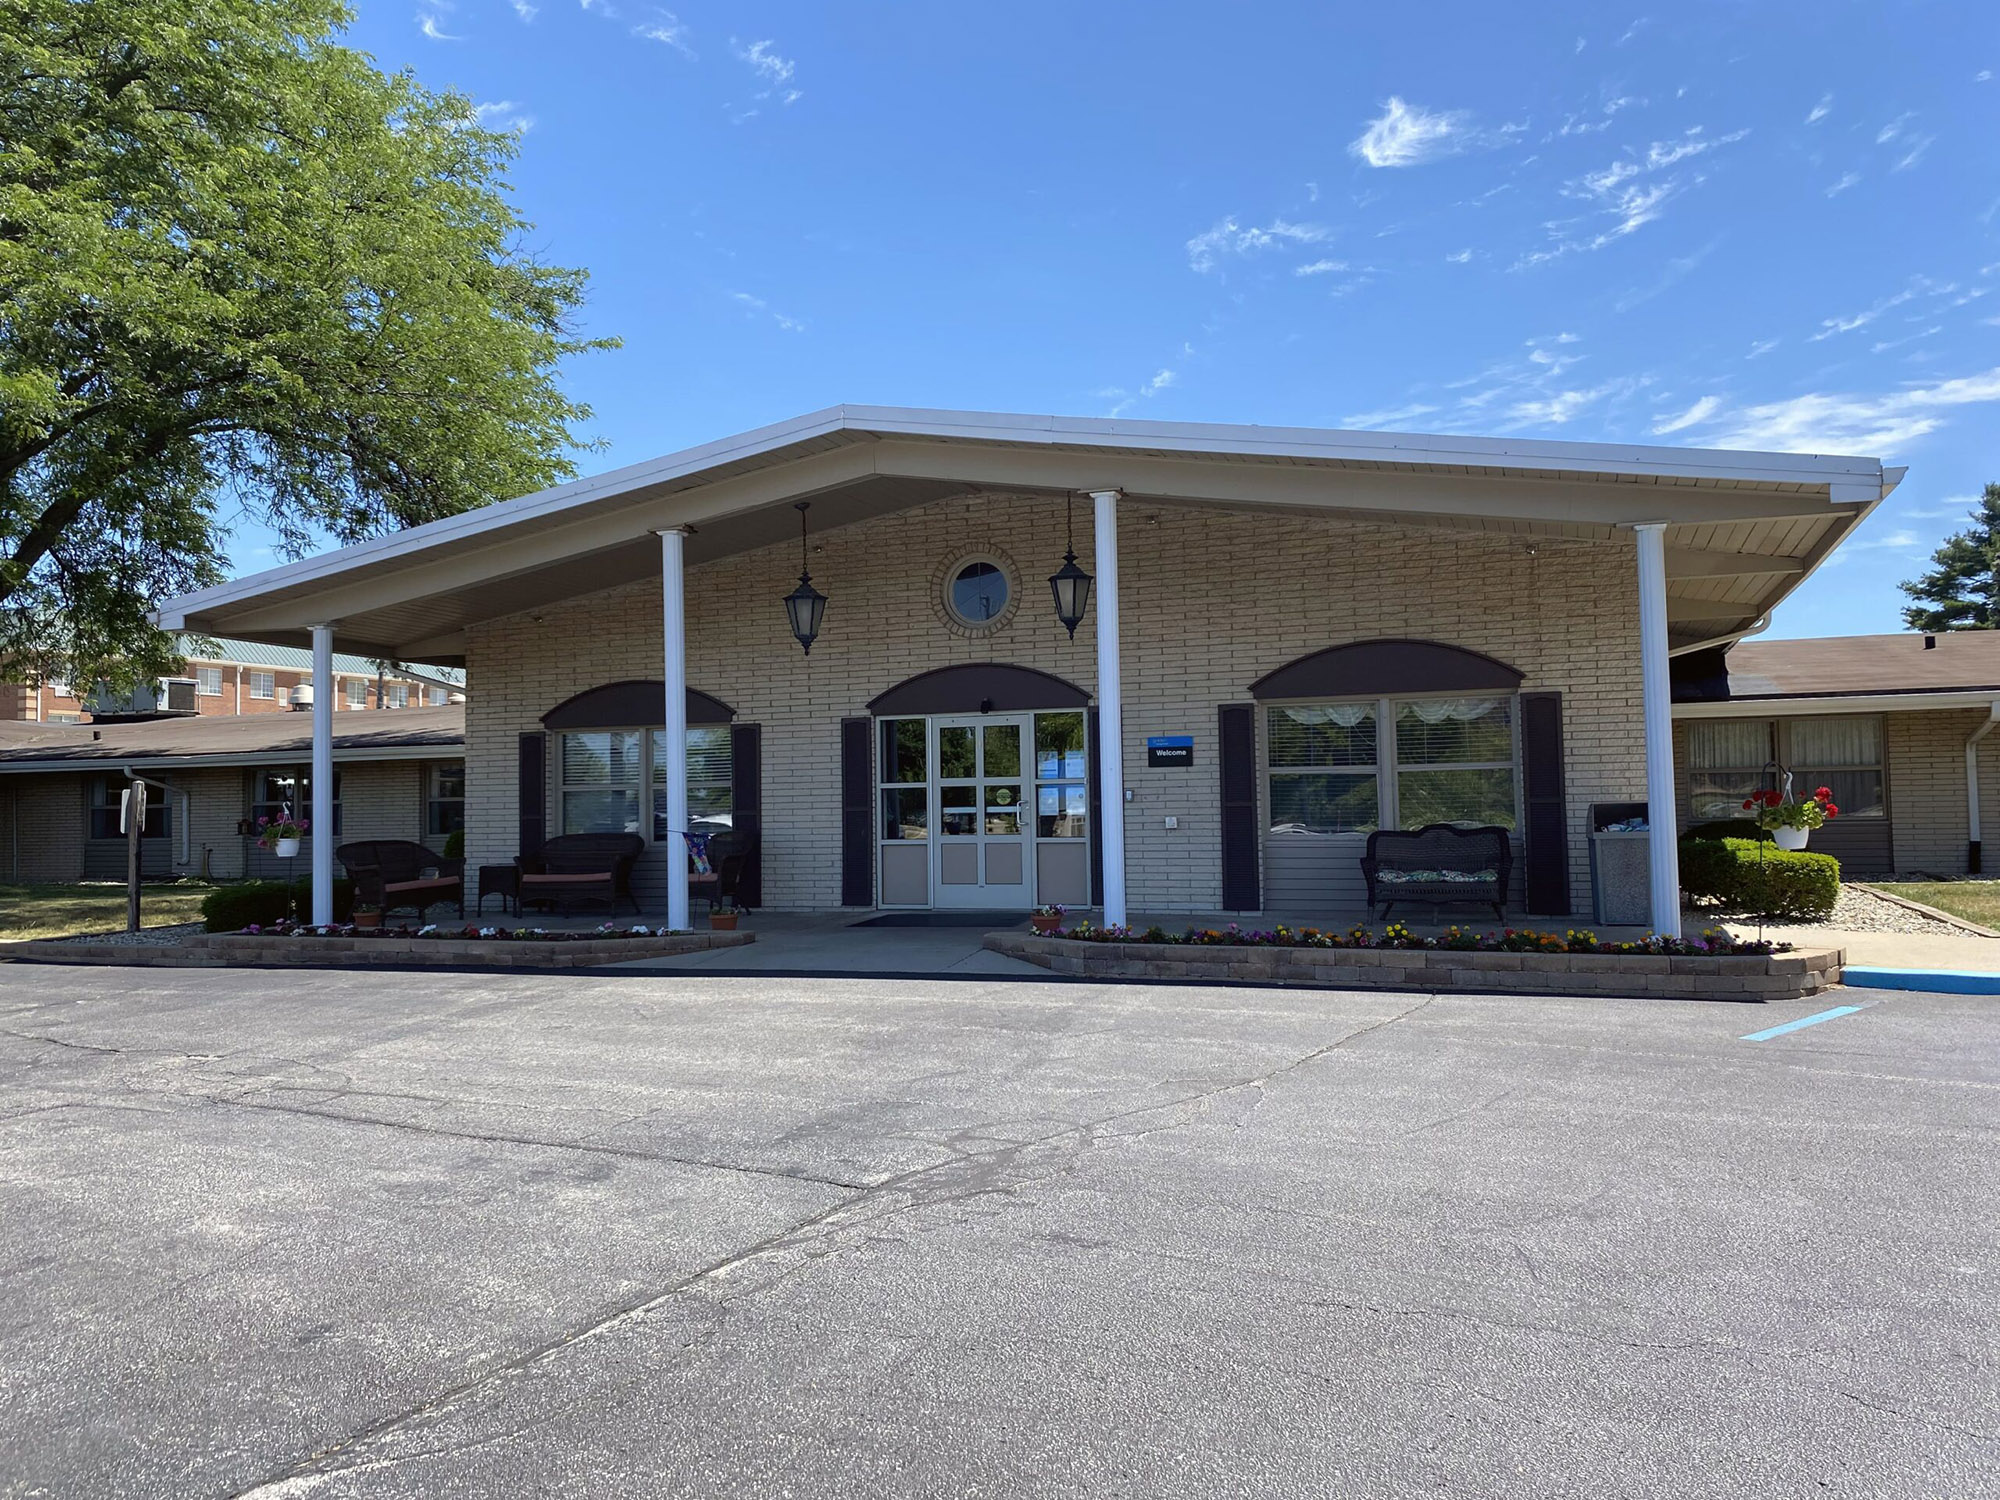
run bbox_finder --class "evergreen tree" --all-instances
[1901,482,2000,632]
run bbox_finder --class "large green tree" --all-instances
[1902,482,2000,632]
[1,0,613,685]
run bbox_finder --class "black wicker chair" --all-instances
[1361,824,1512,922]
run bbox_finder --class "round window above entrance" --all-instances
[946,557,1010,629]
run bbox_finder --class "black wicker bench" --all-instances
[1362,824,1512,922]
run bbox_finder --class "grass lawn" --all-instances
[1868,880,2000,931]
[0,882,217,942]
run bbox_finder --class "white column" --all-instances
[1966,703,2000,873]
[1091,489,1128,928]
[310,624,335,926]
[657,528,691,931]
[1633,524,1680,937]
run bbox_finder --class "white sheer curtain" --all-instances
[1399,696,1502,725]
[1282,704,1374,728]
[1688,720,1772,770]
[1788,716,1881,767]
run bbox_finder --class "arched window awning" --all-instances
[1249,639,1524,700]
[542,681,736,729]
[866,663,1090,716]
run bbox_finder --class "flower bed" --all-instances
[985,924,1841,1001]
[4,922,753,969]
[1054,921,1786,957]
[242,920,692,942]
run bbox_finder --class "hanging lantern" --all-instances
[782,500,827,654]
[1048,493,1094,639]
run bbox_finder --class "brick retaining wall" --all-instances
[1,929,752,970]
[986,933,1842,1000]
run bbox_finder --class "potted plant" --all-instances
[1030,903,1066,935]
[1743,785,1838,850]
[353,903,384,930]
[256,813,309,859]
[709,900,740,932]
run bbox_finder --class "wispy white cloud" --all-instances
[1876,112,1913,144]
[1343,402,1440,428]
[1521,127,1749,265]
[1711,368,2000,452]
[417,4,461,40]
[1747,338,1781,359]
[1185,216,1329,273]
[1349,97,1474,168]
[1806,94,1832,124]
[1557,95,1639,136]
[1143,369,1176,395]
[1293,258,1349,277]
[633,11,692,54]
[729,291,804,332]
[1652,395,1721,434]
[473,100,534,133]
[1505,382,1627,427]
[1892,136,1936,172]
[1826,171,1861,197]
[1445,248,1473,263]
[737,38,794,83]
[510,0,537,19]
[1808,281,1928,341]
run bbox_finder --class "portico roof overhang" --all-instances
[156,405,1901,664]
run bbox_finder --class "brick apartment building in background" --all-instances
[0,636,465,723]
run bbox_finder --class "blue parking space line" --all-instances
[1740,1005,1866,1042]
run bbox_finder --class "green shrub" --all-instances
[1685,818,1770,843]
[442,829,465,861]
[1678,836,1839,920]
[201,881,297,932]
[288,878,355,923]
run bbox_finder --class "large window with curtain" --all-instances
[1266,695,1518,834]
[1686,716,1884,822]
[557,728,732,840]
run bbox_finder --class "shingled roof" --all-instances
[0,706,462,772]
[1676,631,2000,703]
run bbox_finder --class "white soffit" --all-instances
[155,406,1898,655]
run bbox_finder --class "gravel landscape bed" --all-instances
[1704,882,1972,935]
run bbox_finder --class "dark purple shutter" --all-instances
[731,723,762,909]
[841,717,873,906]
[518,732,546,858]
[1087,708,1104,907]
[1219,704,1260,911]
[1520,691,1569,915]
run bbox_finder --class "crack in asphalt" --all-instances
[196,1092,875,1192]
[221,994,1439,1497]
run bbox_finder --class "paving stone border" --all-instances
[985,933,1843,1000]
[0,929,754,970]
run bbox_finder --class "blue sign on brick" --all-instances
[1146,735,1194,768]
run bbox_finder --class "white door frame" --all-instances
[930,713,1034,910]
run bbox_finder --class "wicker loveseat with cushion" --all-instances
[335,841,464,918]
[517,832,644,914]
[1361,824,1512,922]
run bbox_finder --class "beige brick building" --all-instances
[0,709,463,886]
[1673,631,2000,878]
[155,407,1903,933]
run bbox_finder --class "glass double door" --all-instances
[931,715,1032,908]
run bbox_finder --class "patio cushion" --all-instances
[521,872,611,887]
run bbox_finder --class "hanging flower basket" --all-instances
[1743,786,1837,851]
[256,814,308,857]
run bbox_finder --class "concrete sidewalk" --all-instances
[607,910,1048,976]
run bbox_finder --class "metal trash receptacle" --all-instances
[1588,801,1652,927]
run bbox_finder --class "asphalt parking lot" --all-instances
[1,965,1994,1499]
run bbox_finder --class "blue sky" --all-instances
[248,0,1999,638]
